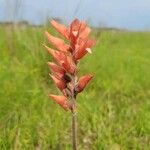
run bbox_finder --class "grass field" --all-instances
[0,25,150,150]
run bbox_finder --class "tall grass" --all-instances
[0,25,150,149]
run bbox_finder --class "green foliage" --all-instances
[0,25,150,149]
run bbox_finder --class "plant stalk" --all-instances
[72,109,77,150]
[71,72,77,150]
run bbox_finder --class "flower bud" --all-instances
[69,19,80,48]
[45,31,70,52]
[49,94,69,110]
[44,45,67,66]
[74,39,96,60]
[75,74,93,93]
[50,74,66,91]
[79,26,91,39]
[65,56,76,74]
[47,62,65,78]
[51,20,70,39]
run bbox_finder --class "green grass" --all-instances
[0,25,150,150]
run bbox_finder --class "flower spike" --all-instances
[44,18,96,111]
[44,18,96,150]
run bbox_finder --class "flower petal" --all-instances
[50,20,70,39]
[47,62,65,78]
[45,46,76,74]
[65,56,76,74]
[70,19,80,33]
[74,39,96,60]
[79,26,91,39]
[50,74,66,91]
[44,45,67,66]
[75,74,93,93]
[45,31,70,52]
[49,94,69,110]
[69,19,81,48]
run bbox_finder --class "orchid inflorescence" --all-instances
[44,19,96,112]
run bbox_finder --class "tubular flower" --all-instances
[74,38,96,60]
[49,94,69,110]
[44,19,96,111]
[50,20,70,39]
[44,45,67,65]
[79,24,91,39]
[45,31,70,52]
[75,75,93,93]
[49,74,66,91]
[47,62,65,78]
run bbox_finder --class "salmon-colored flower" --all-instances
[49,94,69,110]
[47,62,65,78]
[45,31,70,52]
[74,38,96,60]
[50,19,91,51]
[51,20,70,39]
[44,45,76,74]
[79,25,91,39]
[75,75,93,93]
[50,74,66,91]
[64,55,76,74]
[69,19,81,46]
[44,19,96,111]
[44,45,67,64]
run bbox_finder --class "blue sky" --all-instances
[0,0,150,30]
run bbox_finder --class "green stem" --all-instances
[72,109,77,150]
[71,73,77,150]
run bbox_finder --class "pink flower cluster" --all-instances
[44,19,96,111]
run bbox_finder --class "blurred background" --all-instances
[1,0,150,30]
[0,0,150,149]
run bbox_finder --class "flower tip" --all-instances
[47,61,53,66]
[43,44,47,48]
[47,62,50,65]
[43,44,51,52]
[50,19,55,23]
[86,48,92,54]
[49,73,54,80]
[49,94,56,100]
[44,31,53,39]
[44,45,55,56]
[44,31,49,37]
[89,74,94,79]
[42,43,48,50]
[72,31,78,36]
[87,74,94,80]
[50,20,58,26]
[43,44,50,51]
[44,31,49,34]
[49,73,53,77]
